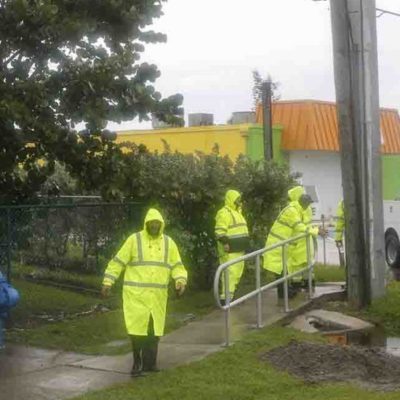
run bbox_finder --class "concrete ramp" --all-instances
[0,285,343,399]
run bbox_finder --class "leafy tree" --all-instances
[252,70,281,110]
[40,162,78,196]
[0,0,183,203]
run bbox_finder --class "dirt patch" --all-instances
[262,340,400,391]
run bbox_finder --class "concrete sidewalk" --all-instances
[0,285,342,400]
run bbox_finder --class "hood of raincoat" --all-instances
[288,186,305,202]
[143,208,165,237]
[224,190,241,210]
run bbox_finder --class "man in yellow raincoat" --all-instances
[335,200,345,244]
[101,208,187,376]
[215,190,249,304]
[287,187,317,290]
[263,187,324,299]
[335,199,346,267]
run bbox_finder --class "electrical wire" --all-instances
[376,8,400,18]
[312,1,400,19]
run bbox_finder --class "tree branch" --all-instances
[4,50,22,65]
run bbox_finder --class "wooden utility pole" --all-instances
[262,81,273,160]
[330,0,385,307]
[356,0,385,300]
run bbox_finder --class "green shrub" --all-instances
[365,282,400,335]
[112,151,294,289]
[9,150,294,290]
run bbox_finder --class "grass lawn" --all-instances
[71,273,400,400]
[7,280,215,354]
[12,263,103,290]
[240,262,344,290]
[9,279,118,327]
[314,263,345,282]
[73,326,400,400]
[364,281,400,336]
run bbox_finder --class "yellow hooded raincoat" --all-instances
[263,186,318,275]
[103,209,188,336]
[288,187,316,278]
[215,190,249,299]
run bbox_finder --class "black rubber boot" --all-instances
[292,281,302,291]
[143,340,160,373]
[301,279,315,290]
[277,284,284,299]
[276,274,284,299]
[288,285,298,299]
[131,349,145,377]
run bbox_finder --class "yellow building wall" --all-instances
[115,124,250,160]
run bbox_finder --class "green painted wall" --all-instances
[382,155,400,200]
[247,124,288,165]
[246,126,400,200]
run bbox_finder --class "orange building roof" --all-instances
[256,100,400,154]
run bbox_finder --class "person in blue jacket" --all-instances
[0,272,19,349]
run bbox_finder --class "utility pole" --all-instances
[354,0,385,300]
[262,81,273,160]
[330,0,385,307]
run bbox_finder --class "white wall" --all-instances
[289,151,343,219]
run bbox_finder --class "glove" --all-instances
[318,226,328,237]
[336,240,343,248]
[218,237,229,253]
[175,281,186,296]
[101,285,111,298]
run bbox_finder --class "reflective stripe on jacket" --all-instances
[215,206,248,240]
[287,186,316,271]
[263,200,318,275]
[103,208,187,336]
[215,190,249,253]
[288,205,316,273]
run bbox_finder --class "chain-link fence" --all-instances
[0,201,144,289]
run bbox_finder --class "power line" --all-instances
[312,1,400,19]
[376,8,400,18]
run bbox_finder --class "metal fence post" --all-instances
[94,209,99,273]
[6,208,12,282]
[224,268,231,347]
[255,255,262,328]
[306,234,313,299]
[44,206,50,266]
[282,244,289,312]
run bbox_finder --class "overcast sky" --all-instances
[110,0,400,130]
